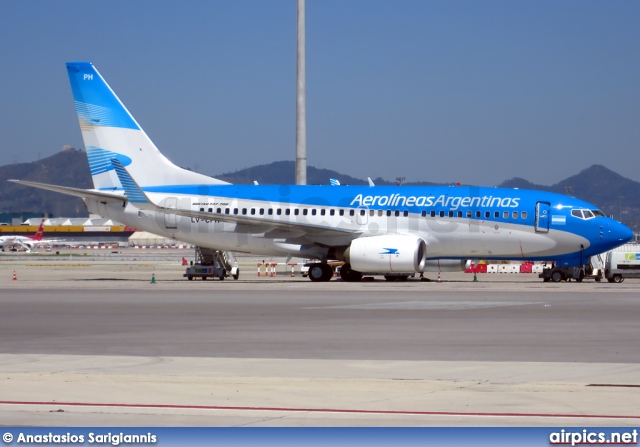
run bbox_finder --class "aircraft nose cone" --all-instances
[612,221,634,244]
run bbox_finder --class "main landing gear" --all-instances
[340,263,363,282]
[308,263,334,282]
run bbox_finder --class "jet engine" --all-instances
[344,235,427,273]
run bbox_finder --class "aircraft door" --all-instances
[535,201,550,233]
[164,197,178,229]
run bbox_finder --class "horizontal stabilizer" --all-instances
[8,179,126,203]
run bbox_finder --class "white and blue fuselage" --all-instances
[11,62,633,281]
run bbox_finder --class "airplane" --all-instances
[9,62,634,281]
[0,219,46,252]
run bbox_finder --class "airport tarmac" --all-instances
[1,249,639,426]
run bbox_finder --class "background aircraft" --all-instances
[0,219,46,252]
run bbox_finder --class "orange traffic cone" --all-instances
[12,271,17,281]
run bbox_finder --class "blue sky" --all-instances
[2,1,639,186]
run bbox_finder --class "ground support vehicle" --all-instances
[184,247,239,281]
[603,243,640,283]
[539,255,603,283]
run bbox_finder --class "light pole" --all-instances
[295,0,307,185]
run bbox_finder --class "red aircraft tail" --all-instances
[30,219,45,241]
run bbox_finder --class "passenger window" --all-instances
[208,208,213,213]
[267,209,273,215]
[421,211,426,217]
[370,210,375,217]
[285,209,291,216]
[378,210,384,217]
[276,209,281,215]
[233,208,238,215]
[330,209,335,216]
[395,210,400,217]
[225,208,230,214]
[467,211,472,218]
[494,211,499,218]
[521,211,527,219]
[311,209,316,216]
[321,209,326,216]
[403,210,409,217]
[294,209,299,216]
[387,210,392,217]
[485,211,490,218]
[448,211,454,218]
[250,209,255,215]
[439,211,445,218]
[430,211,436,217]
[303,209,308,216]
[476,211,481,218]
[360,209,366,216]
[199,208,204,212]
[339,210,344,216]
[242,208,247,215]
[216,208,222,214]
[503,211,509,219]
[457,211,463,218]
[512,211,518,219]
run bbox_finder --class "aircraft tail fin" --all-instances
[66,62,229,191]
[32,219,45,241]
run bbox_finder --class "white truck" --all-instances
[603,243,640,283]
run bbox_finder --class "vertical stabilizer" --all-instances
[32,219,45,241]
[66,62,228,190]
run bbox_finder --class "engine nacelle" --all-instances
[345,235,427,273]
[423,259,471,272]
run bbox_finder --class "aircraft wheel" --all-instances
[320,264,334,281]
[233,269,240,280]
[309,265,325,282]
[340,263,362,282]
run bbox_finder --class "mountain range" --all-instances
[2,150,639,231]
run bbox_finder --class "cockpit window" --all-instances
[571,208,603,219]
